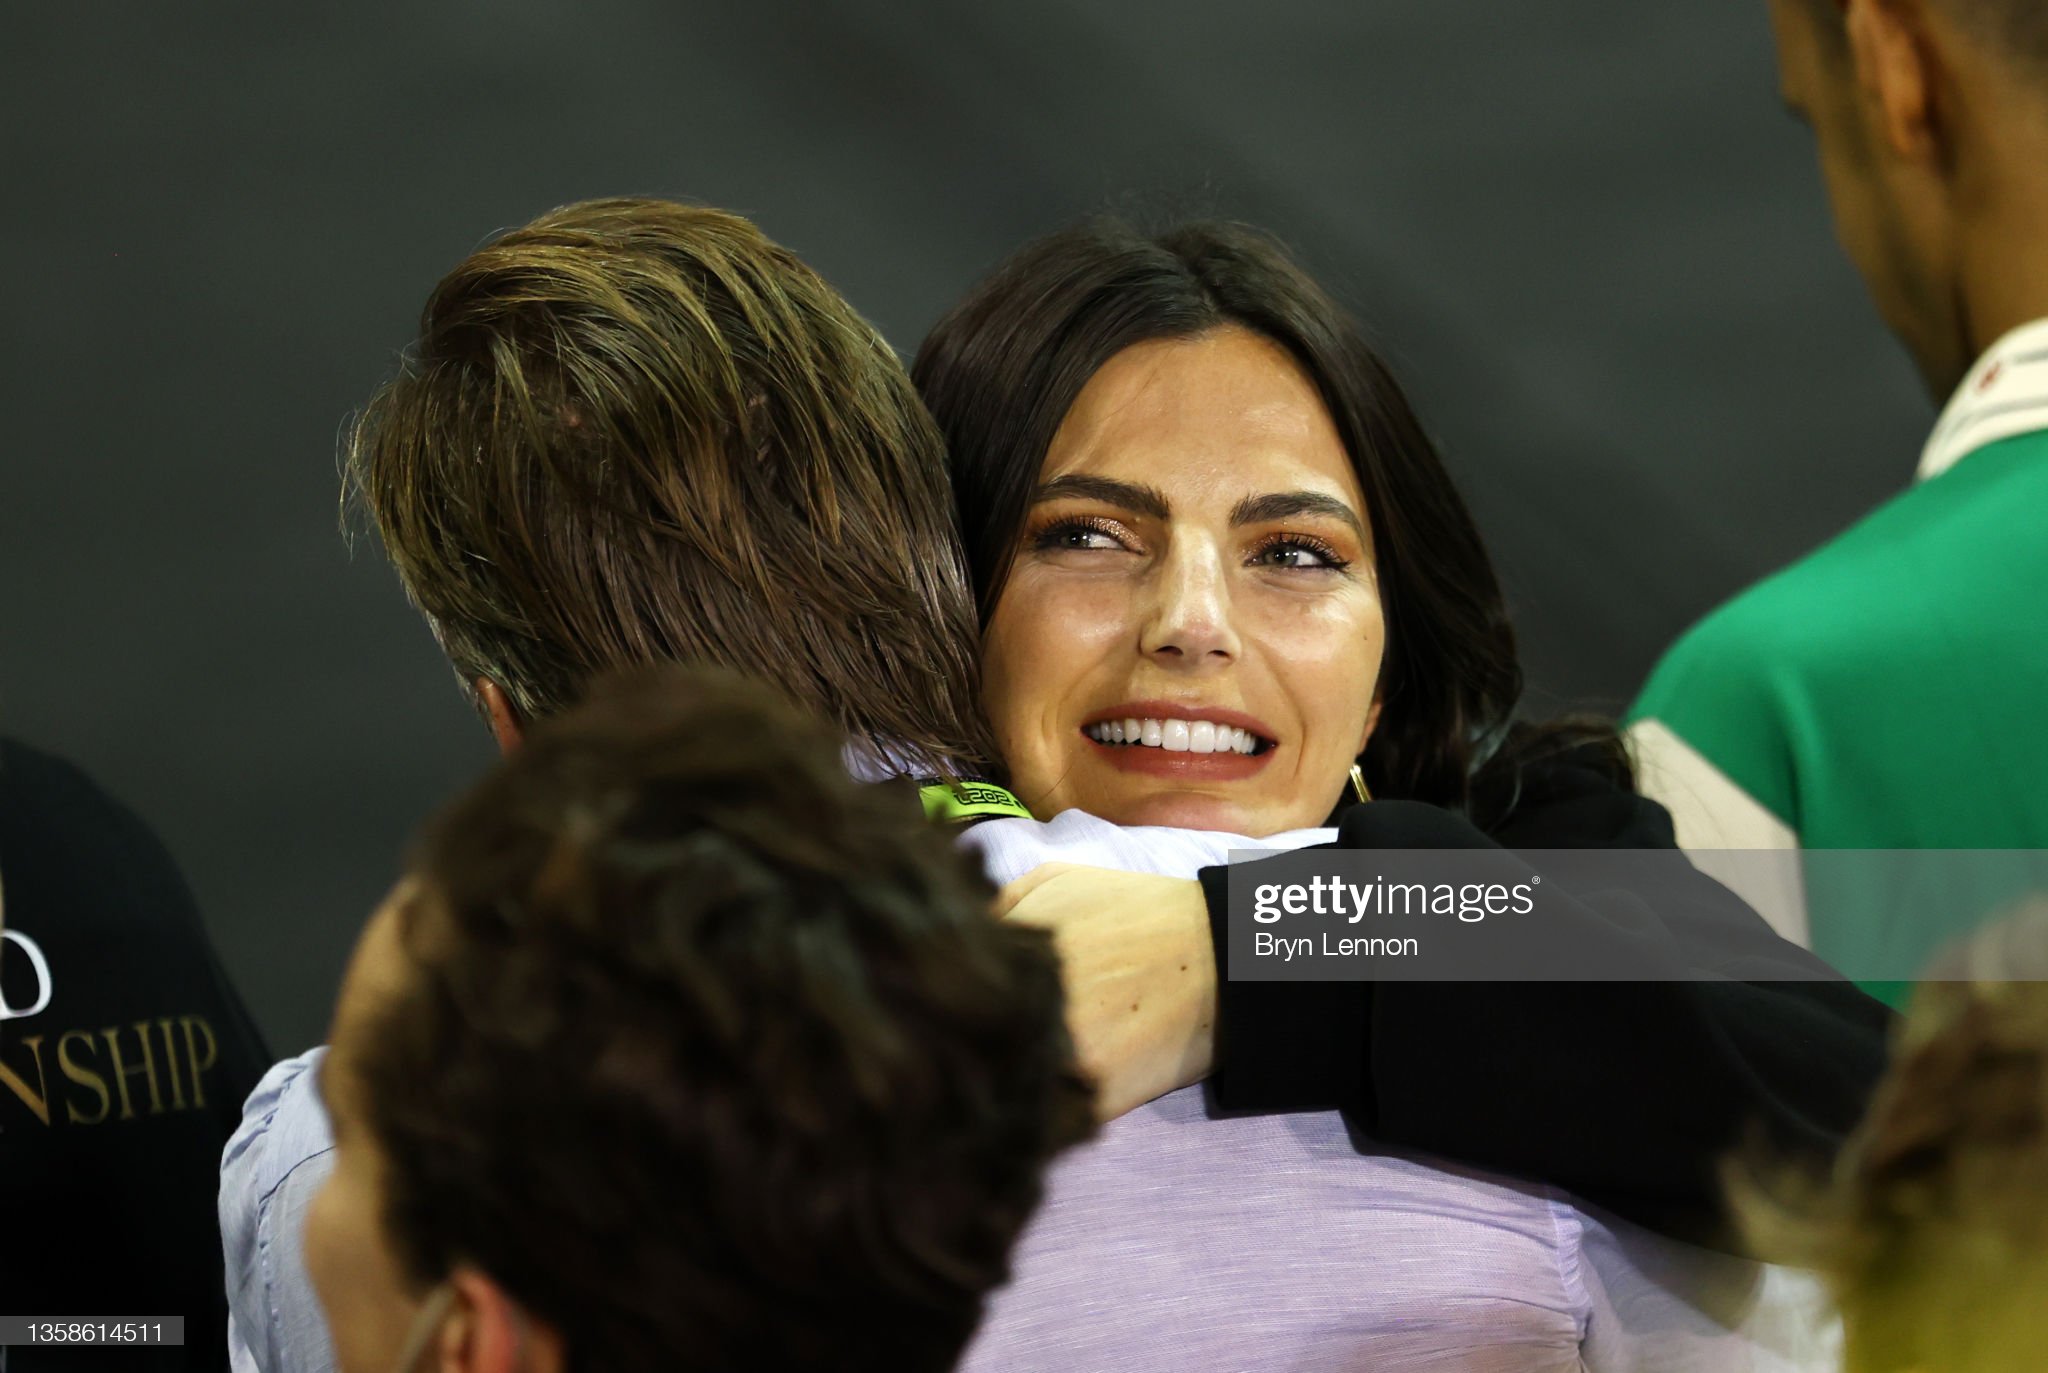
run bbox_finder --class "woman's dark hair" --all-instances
[913,216,1625,822]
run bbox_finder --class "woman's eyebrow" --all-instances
[1231,490,1365,539]
[1031,474,1170,520]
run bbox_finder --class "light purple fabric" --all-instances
[956,1085,1833,1371]
[219,810,1837,1372]
[959,1086,1587,1372]
[956,812,1837,1372]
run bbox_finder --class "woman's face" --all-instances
[982,325,1384,837]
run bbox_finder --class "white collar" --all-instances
[1916,316,2048,481]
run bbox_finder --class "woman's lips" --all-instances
[1078,712,1277,781]
[1084,717,1261,753]
[1081,730,1275,780]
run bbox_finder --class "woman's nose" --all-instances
[1139,545,1240,669]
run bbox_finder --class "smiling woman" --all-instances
[913,219,1893,1268]
[982,326,1383,835]
[915,217,1605,835]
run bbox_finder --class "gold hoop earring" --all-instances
[1349,764,1371,804]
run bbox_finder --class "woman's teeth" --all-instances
[1084,718,1262,755]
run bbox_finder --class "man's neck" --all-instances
[1956,108,2048,366]
[1961,218,2048,364]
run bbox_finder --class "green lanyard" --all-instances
[918,780,1032,824]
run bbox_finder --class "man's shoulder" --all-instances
[1638,438,2048,735]
[220,1049,339,1373]
[1632,440,2048,840]
[1626,500,1923,830]
[964,1099,1591,1371]
[1629,557,1837,755]
[221,1048,335,1200]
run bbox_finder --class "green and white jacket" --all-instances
[1629,318,2048,1006]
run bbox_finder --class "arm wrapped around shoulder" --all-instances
[1205,765,1893,1252]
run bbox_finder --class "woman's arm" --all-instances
[1003,755,1893,1251]
[993,862,1219,1121]
[1204,793,1891,1249]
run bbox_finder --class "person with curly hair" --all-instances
[299,667,1093,1373]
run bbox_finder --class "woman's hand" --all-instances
[994,863,1218,1122]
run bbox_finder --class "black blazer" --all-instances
[1198,748,1893,1251]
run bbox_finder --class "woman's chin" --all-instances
[1084,790,1286,838]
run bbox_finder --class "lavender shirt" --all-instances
[221,811,1836,1372]
[949,814,1836,1372]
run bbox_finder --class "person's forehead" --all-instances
[325,887,422,1107]
[1073,329,1318,414]
[1049,331,1356,492]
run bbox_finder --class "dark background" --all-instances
[1,1,1931,1056]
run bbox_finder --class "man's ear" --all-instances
[436,1268,566,1373]
[477,679,525,756]
[1844,0,1946,169]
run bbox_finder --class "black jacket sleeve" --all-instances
[1198,753,1894,1250]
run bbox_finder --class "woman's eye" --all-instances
[1251,538,1346,571]
[1060,528,1120,550]
[1032,519,1126,552]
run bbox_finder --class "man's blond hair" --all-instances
[346,197,995,778]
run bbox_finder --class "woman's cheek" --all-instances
[1268,592,1383,768]
[987,578,1114,782]
[1004,578,1132,684]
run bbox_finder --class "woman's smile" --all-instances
[980,326,1384,836]
[1078,701,1277,782]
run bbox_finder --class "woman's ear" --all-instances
[1358,697,1383,755]
[477,680,525,756]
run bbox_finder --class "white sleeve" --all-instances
[1629,718,1812,948]
[219,1049,341,1373]
[955,810,1335,885]
[1576,1208,1842,1372]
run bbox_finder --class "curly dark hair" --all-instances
[352,666,1094,1373]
